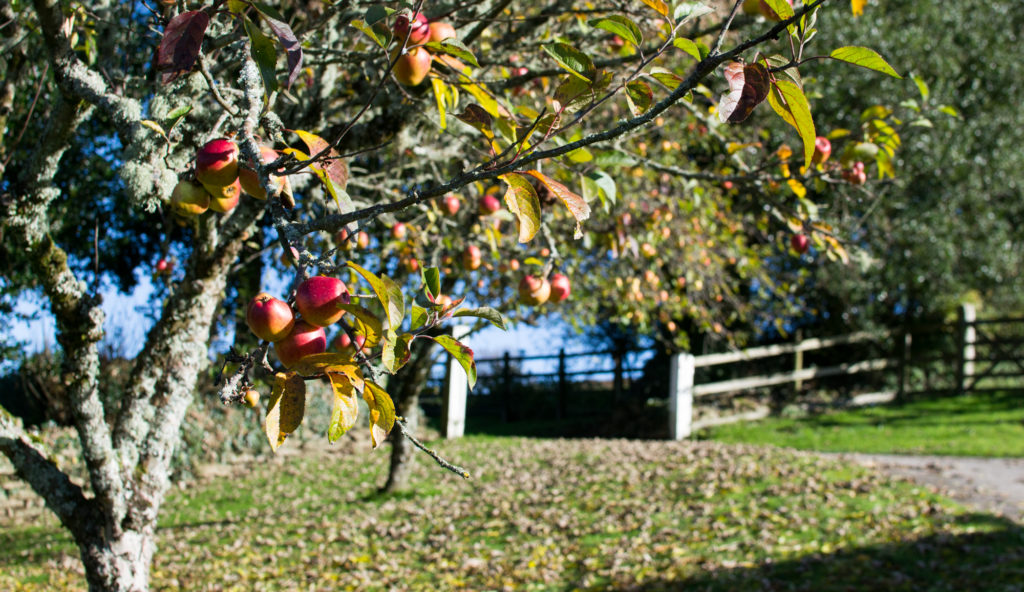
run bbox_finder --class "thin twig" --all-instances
[395,419,470,479]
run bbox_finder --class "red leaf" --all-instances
[258,10,303,89]
[718,62,771,123]
[156,10,210,84]
[291,129,348,190]
[523,170,591,238]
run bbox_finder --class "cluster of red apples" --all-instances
[391,12,457,86]
[170,138,288,217]
[246,275,361,375]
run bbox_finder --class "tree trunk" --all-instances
[76,528,156,592]
[381,337,437,493]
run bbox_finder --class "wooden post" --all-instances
[668,353,695,440]
[897,331,912,403]
[957,303,976,395]
[501,351,512,422]
[793,329,804,394]
[557,348,567,419]
[441,325,470,438]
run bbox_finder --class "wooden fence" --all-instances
[440,304,1024,440]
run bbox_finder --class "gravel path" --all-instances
[829,453,1024,521]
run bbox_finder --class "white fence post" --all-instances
[959,303,976,394]
[668,353,695,440]
[442,324,470,438]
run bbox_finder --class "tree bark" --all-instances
[381,337,437,493]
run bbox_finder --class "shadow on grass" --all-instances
[609,513,1024,592]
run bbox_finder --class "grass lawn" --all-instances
[3,433,1024,590]
[701,391,1024,457]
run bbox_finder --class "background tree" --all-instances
[0,0,911,590]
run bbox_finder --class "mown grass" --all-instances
[2,434,1023,591]
[702,390,1024,457]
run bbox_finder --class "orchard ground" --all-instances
[4,431,1024,591]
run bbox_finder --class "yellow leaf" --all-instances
[851,0,867,16]
[431,78,448,130]
[264,373,306,452]
[289,352,356,376]
[326,372,359,442]
[786,178,807,198]
[140,120,166,137]
[639,0,670,17]
[363,381,396,449]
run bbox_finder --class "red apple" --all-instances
[428,21,456,43]
[273,321,327,369]
[195,138,239,188]
[391,222,408,240]
[791,234,810,254]
[295,276,351,327]
[442,194,460,215]
[462,245,482,271]
[169,179,210,216]
[393,46,431,86]
[479,194,501,215]
[205,178,242,213]
[549,273,571,302]
[759,0,793,21]
[519,274,551,305]
[356,231,371,249]
[812,136,832,165]
[239,146,286,200]
[156,258,172,274]
[246,292,296,342]
[394,12,430,45]
[509,258,520,271]
[842,161,867,185]
[723,181,734,191]
[335,332,367,353]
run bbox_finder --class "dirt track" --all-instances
[830,453,1024,521]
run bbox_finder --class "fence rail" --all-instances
[437,304,1024,440]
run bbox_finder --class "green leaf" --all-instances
[523,257,545,266]
[364,4,390,26]
[244,17,279,94]
[649,67,684,90]
[542,43,595,82]
[938,104,960,118]
[350,18,387,48]
[673,38,701,62]
[423,267,441,300]
[410,305,428,330]
[380,332,413,374]
[587,170,617,204]
[453,307,508,330]
[625,80,653,116]
[830,46,902,79]
[432,334,478,389]
[911,74,929,100]
[362,381,396,448]
[347,262,404,331]
[674,2,714,23]
[498,173,542,243]
[589,15,642,47]
[264,373,305,452]
[761,0,795,21]
[767,79,816,168]
[326,372,359,443]
[425,39,480,68]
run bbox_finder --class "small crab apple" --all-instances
[394,11,430,45]
[156,258,172,274]
[335,332,367,353]
[391,222,408,240]
[356,231,371,249]
[442,194,460,215]
[812,136,832,165]
[242,389,260,408]
[170,179,210,216]
[239,146,287,200]
[791,234,810,254]
[549,273,571,302]
[462,245,482,271]
[435,294,453,308]
[479,194,501,215]
[842,161,867,185]
[392,46,432,86]
[295,276,351,327]
[246,293,295,342]
[273,321,327,369]
[206,178,242,213]
[519,274,551,306]
[428,21,456,43]
[195,138,240,188]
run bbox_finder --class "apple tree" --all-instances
[0,0,910,590]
